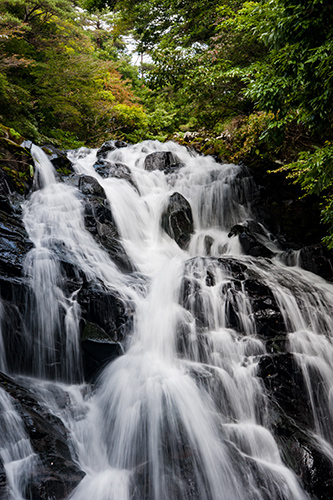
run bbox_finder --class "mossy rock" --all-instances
[81,321,114,342]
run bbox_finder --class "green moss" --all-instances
[82,321,111,342]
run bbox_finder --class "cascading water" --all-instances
[1,140,333,499]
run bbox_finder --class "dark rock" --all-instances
[0,298,28,374]
[257,355,333,499]
[0,372,85,499]
[78,174,133,273]
[41,145,73,175]
[243,279,286,338]
[144,151,184,173]
[83,198,134,273]
[77,282,130,341]
[161,192,194,249]
[298,243,333,281]
[249,158,325,248]
[279,435,333,500]
[228,224,274,258]
[180,276,209,329]
[77,283,132,381]
[96,140,128,161]
[217,257,247,280]
[258,353,312,428]
[93,160,137,190]
[0,209,33,276]
[204,235,214,255]
[96,141,116,160]
[0,459,7,500]
[78,175,105,198]
[114,140,128,149]
[81,321,122,382]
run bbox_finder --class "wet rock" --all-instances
[180,276,209,329]
[41,145,73,175]
[204,235,214,255]
[243,279,286,338]
[96,141,117,160]
[217,257,247,280]
[0,209,33,276]
[114,140,128,149]
[96,140,128,161]
[77,281,131,342]
[298,243,333,282]
[0,372,85,499]
[83,198,134,273]
[258,355,333,499]
[282,437,333,500]
[78,175,105,198]
[93,160,137,190]
[144,151,184,173]
[228,223,274,258]
[0,298,28,374]
[77,282,132,380]
[81,321,122,381]
[0,460,7,499]
[161,192,194,249]
[258,353,312,428]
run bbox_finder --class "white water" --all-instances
[0,388,37,500]
[2,140,333,498]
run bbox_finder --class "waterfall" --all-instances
[1,139,333,499]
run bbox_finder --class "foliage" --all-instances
[0,0,147,147]
[213,112,275,163]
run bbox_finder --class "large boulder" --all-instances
[161,192,194,249]
[144,151,184,173]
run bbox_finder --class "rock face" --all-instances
[78,282,131,381]
[0,372,85,500]
[179,255,333,500]
[79,174,134,273]
[144,151,184,173]
[161,192,194,249]
[258,354,333,500]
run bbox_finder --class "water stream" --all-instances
[1,140,333,499]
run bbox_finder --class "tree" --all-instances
[0,0,148,145]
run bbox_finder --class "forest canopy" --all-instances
[1,0,333,246]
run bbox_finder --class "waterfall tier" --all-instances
[0,140,332,499]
